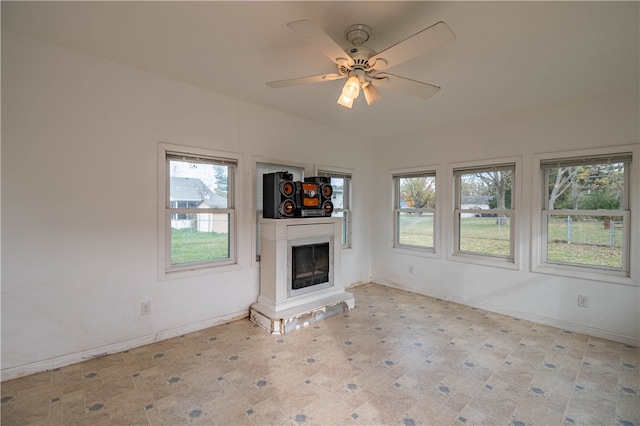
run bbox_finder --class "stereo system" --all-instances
[263,172,334,219]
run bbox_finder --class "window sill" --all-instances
[447,252,519,271]
[533,264,636,286]
[390,245,439,259]
[160,263,242,281]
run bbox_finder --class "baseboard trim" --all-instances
[370,277,639,347]
[1,310,248,382]
[4,280,636,382]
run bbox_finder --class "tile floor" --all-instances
[1,283,639,425]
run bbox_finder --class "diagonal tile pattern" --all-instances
[1,283,638,425]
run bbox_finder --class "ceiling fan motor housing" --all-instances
[345,24,371,45]
[337,45,377,76]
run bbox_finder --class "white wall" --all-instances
[370,89,640,346]
[2,31,638,381]
[1,34,373,379]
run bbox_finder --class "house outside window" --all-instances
[393,171,437,251]
[539,153,632,276]
[160,145,238,276]
[317,170,352,248]
[453,163,516,262]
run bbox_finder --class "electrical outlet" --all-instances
[577,294,589,308]
[141,301,151,316]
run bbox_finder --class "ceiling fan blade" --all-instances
[287,19,354,67]
[370,21,455,71]
[266,73,345,89]
[374,73,441,100]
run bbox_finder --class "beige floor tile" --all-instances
[2,283,638,426]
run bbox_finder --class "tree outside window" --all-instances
[394,172,436,250]
[542,156,630,272]
[455,165,515,259]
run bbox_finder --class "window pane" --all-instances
[333,210,347,245]
[398,176,436,209]
[171,213,230,265]
[546,214,623,268]
[459,215,511,256]
[460,170,512,210]
[323,175,351,247]
[546,163,624,210]
[397,212,434,248]
[329,177,345,209]
[169,160,228,207]
[163,147,237,273]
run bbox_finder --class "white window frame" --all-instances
[532,146,637,285]
[158,143,241,280]
[448,157,521,270]
[316,167,353,249]
[253,157,309,263]
[390,167,439,256]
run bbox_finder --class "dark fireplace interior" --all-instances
[291,243,330,290]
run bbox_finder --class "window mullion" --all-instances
[546,209,627,215]
[622,211,630,272]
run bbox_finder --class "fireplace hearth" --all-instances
[249,217,355,334]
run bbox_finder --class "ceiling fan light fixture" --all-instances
[341,76,360,99]
[362,83,382,106]
[337,76,360,108]
[337,93,355,108]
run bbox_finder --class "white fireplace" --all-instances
[250,217,355,334]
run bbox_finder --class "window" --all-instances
[317,170,352,248]
[540,153,631,276]
[161,146,238,275]
[393,171,436,250]
[255,161,305,260]
[454,163,515,261]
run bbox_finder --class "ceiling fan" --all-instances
[267,19,456,108]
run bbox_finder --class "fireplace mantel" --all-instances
[250,217,355,334]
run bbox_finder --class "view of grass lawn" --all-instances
[547,217,623,268]
[398,213,623,267]
[459,217,511,256]
[397,213,434,247]
[171,228,229,264]
[173,215,623,268]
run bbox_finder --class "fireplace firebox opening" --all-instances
[288,237,332,297]
[292,242,330,290]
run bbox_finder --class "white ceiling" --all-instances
[2,1,639,137]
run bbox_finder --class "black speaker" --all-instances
[304,176,334,216]
[263,172,296,218]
